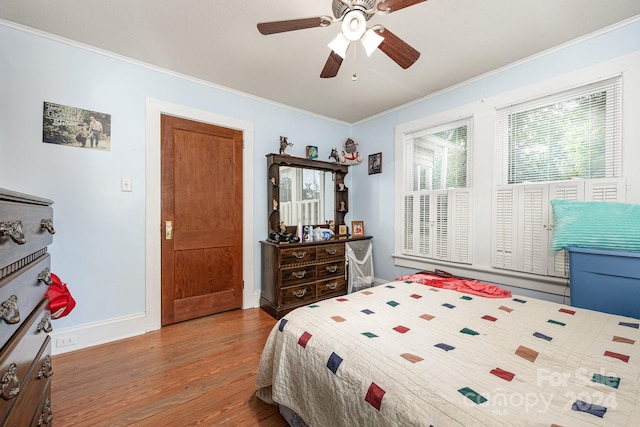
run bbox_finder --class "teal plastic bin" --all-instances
[567,247,640,320]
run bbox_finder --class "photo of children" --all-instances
[43,102,111,151]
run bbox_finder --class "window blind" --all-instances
[495,76,622,185]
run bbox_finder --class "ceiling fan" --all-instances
[257,0,425,78]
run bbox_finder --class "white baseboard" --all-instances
[51,294,262,355]
[49,313,147,355]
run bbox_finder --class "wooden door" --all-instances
[161,114,243,325]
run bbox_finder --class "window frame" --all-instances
[395,116,474,265]
[491,76,624,278]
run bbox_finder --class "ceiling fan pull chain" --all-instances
[352,43,358,81]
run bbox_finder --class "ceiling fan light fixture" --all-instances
[328,32,351,59]
[341,11,367,41]
[361,28,384,56]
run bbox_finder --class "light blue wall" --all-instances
[0,23,350,331]
[351,18,640,295]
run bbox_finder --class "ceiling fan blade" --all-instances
[320,51,344,78]
[375,28,420,69]
[257,17,331,35]
[378,0,427,13]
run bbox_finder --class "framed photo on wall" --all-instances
[351,220,365,237]
[42,101,112,151]
[368,152,382,175]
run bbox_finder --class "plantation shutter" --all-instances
[547,181,584,277]
[403,195,414,253]
[450,190,472,263]
[586,178,625,201]
[520,185,548,275]
[418,194,431,257]
[546,178,625,276]
[493,187,516,269]
[434,191,448,260]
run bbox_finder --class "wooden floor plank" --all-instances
[51,308,287,426]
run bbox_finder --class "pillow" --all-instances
[550,199,640,252]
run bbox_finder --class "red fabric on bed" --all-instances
[396,273,512,298]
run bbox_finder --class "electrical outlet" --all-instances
[56,335,77,348]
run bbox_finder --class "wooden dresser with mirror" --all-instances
[260,154,371,319]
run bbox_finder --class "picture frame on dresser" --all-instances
[351,220,365,237]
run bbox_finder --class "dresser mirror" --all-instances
[279,166,334,226]
[267,153,349,234]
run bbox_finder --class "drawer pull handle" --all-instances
[38,355,54,379]
[0,363,20,400]
[38,268,52,286]
[0,295,20,325]
[292,289,307,298]
[292,251,307,259]
[38,397,53,426]
[41,218,56,235]
[37,313,53,334]
[291,270,307,279]
[0,220,26,245]
[326,282,338,290]
[326,249,337,255]
[326,265,338,273]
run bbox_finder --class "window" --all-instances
[493,77,624,277]
[496,76,621,185]
[399,117,473,263]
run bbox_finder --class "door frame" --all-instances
[145,98,254,332]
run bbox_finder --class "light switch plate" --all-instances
[121,178,132,192]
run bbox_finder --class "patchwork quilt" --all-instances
[256,281,640,426]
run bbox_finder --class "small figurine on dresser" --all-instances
[279,136,293,154]
[329,148,340,162]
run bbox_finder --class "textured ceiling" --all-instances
[1,0,639,123]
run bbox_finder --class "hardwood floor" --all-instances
[51,308,288,426]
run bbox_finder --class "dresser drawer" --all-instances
[281,283,316,307]
[316,244,344,262]
[0,201,54,273]
[2,337,51,427]
[317,277,346,299]
[0,300,50,420]
[316,260,345,281]
[31,390,52,427]
[280,247,315,266]
[281,265,316,287]
[0,255,50,351]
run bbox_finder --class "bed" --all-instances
[256,279,640,426]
